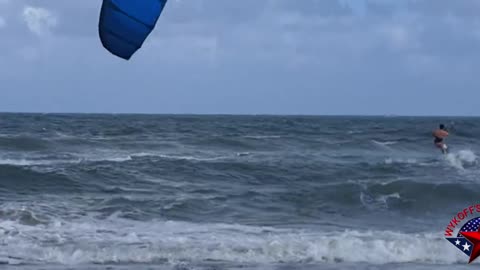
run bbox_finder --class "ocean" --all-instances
[0,113,479,270]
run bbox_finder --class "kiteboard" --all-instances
[441,143,448,154]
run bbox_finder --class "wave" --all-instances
[372,140,398,146]
[384,158,418,165]
[0,165,83,193]
[0,208,47,226]
[0,152,234,168]
[314,179,480,214]
[360,191,401,210]
[445,149,478,170]
[0,158,63,166]
[243,135,282,139]
[143,153,230,162]
[0,157,131,167]
[0,216,465,265]
[0,135,50,151]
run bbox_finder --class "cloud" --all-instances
[0,0,9,28]
[375,19,421,52]
[0,0,478,115]
[22,6,57,36]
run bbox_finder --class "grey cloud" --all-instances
[0,0,479,115]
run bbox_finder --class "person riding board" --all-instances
[433,124,449,154]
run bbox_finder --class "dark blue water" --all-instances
[0,113,479,269]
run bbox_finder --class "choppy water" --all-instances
[0,113,479,269]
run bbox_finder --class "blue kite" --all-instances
[98,0,168,60]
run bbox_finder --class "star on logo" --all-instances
[445,216,480,262]
[461,231,480,263]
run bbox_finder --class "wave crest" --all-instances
[0,218,465,265]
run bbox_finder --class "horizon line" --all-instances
[0,111,478,118]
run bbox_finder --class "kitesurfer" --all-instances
[433,124,449,154]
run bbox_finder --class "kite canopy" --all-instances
[98,0,168,60]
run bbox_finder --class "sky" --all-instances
[0,0,479,115]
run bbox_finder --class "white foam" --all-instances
[0,151,233,167]
[360,191,401,210]
[384,158,417,165]
[0,158,79,166]
[154,154,228,161]
[0,156,130,167]
[445,149,478,170]
[0,215,467,265]
[103,152,230,162]
[244,135,282,139]
[372,140,398,146]
[83,155,133,163]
